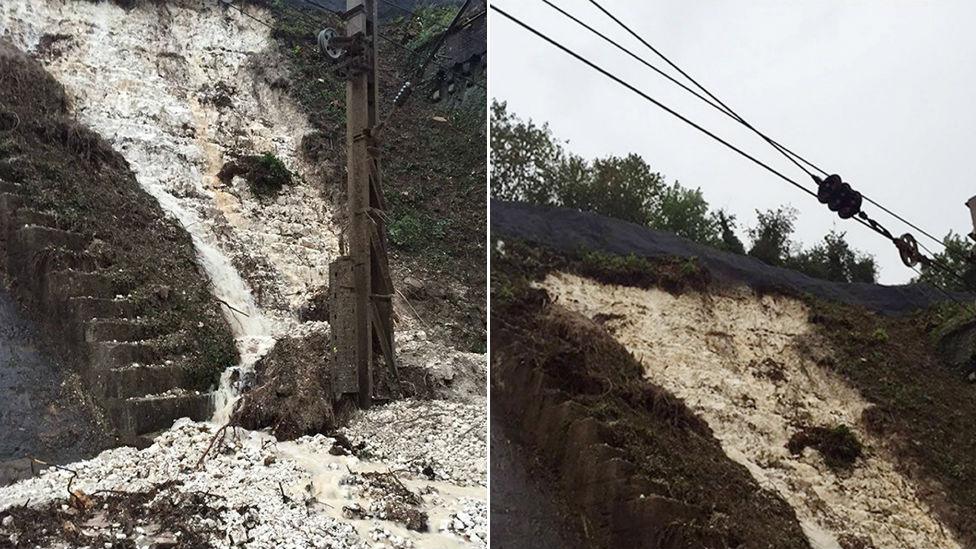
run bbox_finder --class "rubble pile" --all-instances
[447,499,487,548]
[0,408,487,548]
[340,400,487,487]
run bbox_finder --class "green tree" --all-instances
[650,182,721,246]
[787,230,877,283]
[716,210,745,254]
[489,100,564,205]
[748,206,797,267]
[565,154,663,225]
[912,231,976,291]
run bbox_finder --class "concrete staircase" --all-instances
[0,179,213,441]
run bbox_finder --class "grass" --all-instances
[803,299,976,547]
[787,424,863,470]
[492,239,710,308]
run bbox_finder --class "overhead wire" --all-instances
[539,0,814,181]
[493,4,973,305]
[491,5,818,199]
[581,0,948,250]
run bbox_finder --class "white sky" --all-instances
[489,0,976,284]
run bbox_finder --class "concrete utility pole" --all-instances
[327,0,397,409]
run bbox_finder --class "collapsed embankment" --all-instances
[0,36,238,446]
[0,2,487,545]
[492,202,976,549]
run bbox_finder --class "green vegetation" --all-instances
[491,100,878,283]
[251,152,293,196]
[216,152,294,198]
[402,6,457,51]
[786,424,863,470]
[254,2,486,351]
[0,44,238,387]
[388,209,448,253]
[912,231,976,291]
[806,299,976,546]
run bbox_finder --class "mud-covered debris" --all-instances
[353,471,428,532]
[339,399,486,486]
[787,425,863,470]
[0,479,223,548]
[446,499,487,547]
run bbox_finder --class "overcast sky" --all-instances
[490,0,976,284]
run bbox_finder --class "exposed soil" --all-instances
[0,40,238,387]
[232,330,338,440]
[0,288,111,484]
[489,415,586,549]
[234,327,485,441]
[491,240,811,548]
[804,300,976,548]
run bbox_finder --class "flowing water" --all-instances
[0,0,342,423]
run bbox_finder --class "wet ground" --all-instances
[489,415,585,549]
[0,287,107,485]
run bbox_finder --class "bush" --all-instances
[389,211,447,252]
[218,152,293,197]
[787,424,863,470]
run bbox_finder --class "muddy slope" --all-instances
[492,199,958,314]
[494,200,976,548]
[542,272,962,549]
[491,243,811,549]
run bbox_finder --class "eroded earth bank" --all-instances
[491,202,976,549]
[0,1,486,547]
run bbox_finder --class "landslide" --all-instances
[493,201,976,548]
[0,41,238,389]
[491,240,811,549]
[804,301,976,548]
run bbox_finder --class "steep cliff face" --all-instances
[491,225,975,549]
[2,0,340,320]
[541,273,960,549]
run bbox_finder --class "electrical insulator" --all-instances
[393,81,413,107]
[816,174,862,219]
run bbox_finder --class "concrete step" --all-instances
[109,392,213,436]
[13,225,88,253]
[47,269,117,300]
[31,246,102,275]
[70,296,138,322]
[13,208,60,230]
[88,340,169,369]
[0,192,24,221]
[84,319,162,343]
[97,363,189,399]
